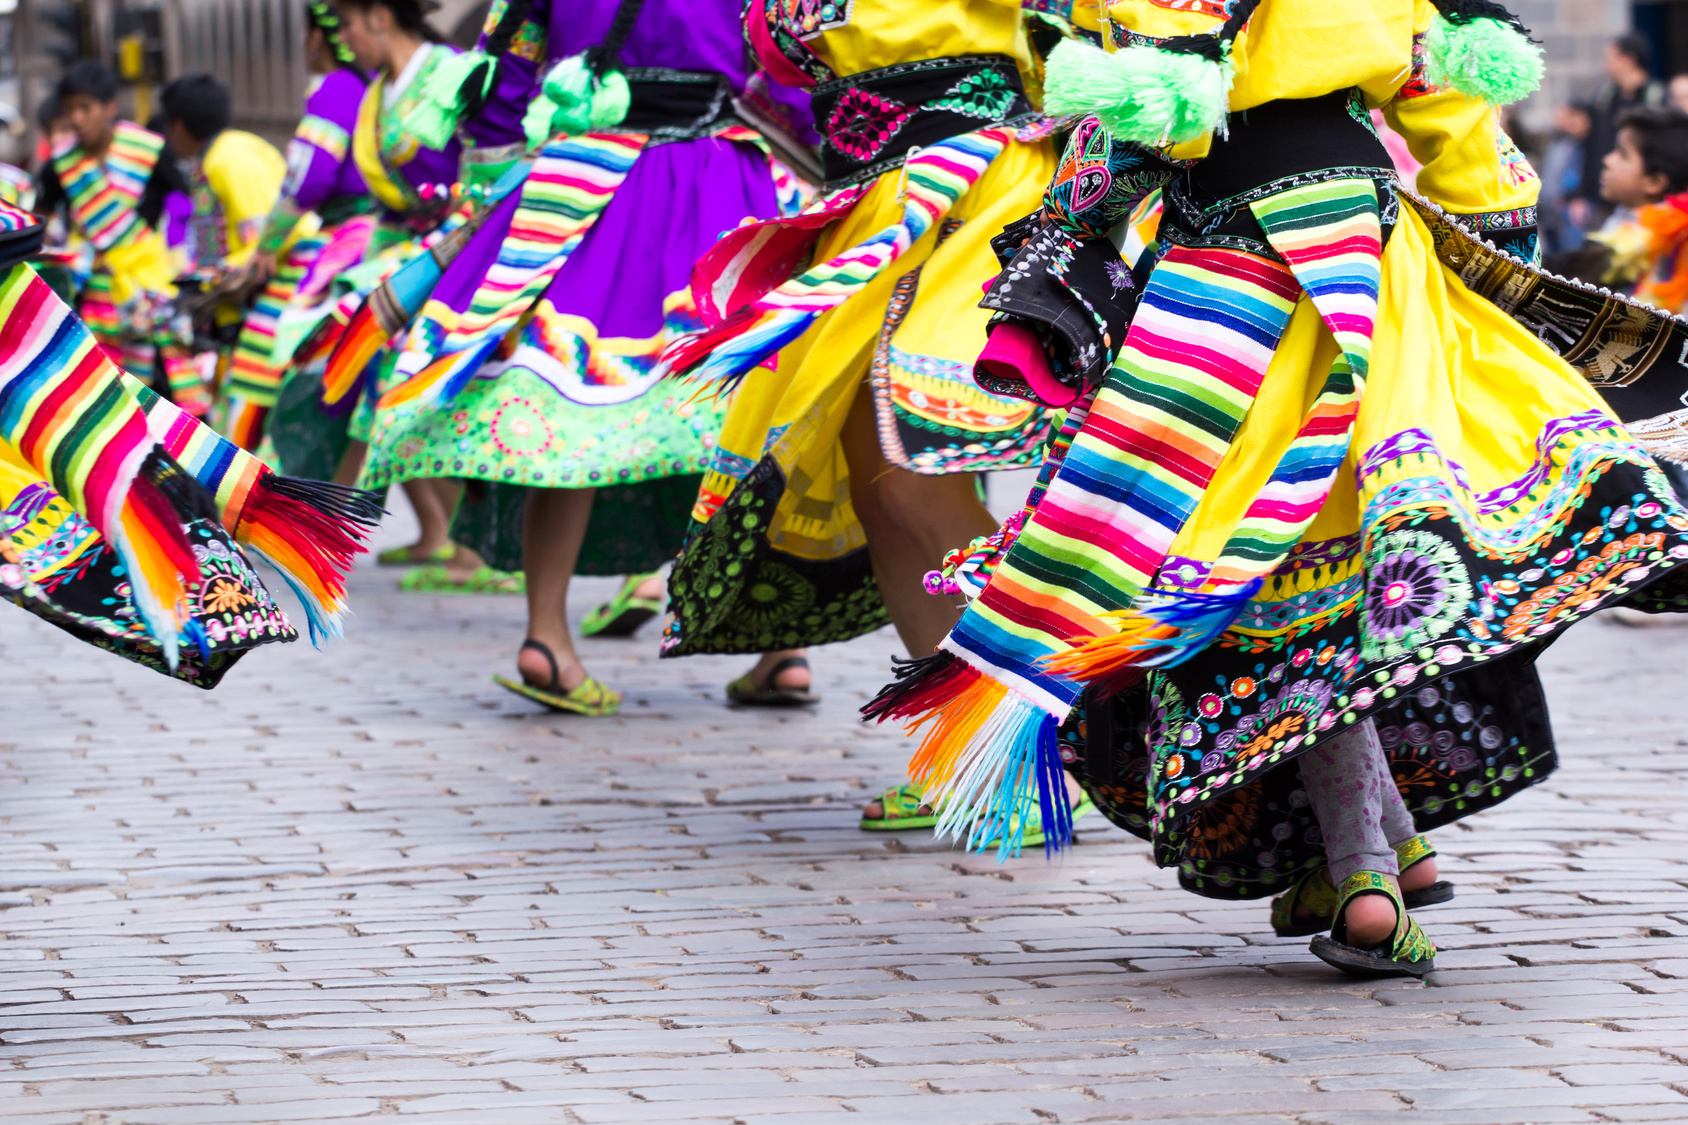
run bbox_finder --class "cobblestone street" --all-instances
[3,511,1688,1125]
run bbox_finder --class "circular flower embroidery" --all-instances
[489,399,555,458]
[1362,529,1474,661]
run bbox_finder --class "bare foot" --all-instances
[1399,855,1438,895]
[516,640,586,693]
[747,649,811,693]
[1341,884,1401,948]
[632,573,665,601]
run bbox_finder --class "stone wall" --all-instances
[1514,0,1632,130]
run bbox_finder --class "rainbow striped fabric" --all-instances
[0,262,380,662]
[52,122,163,253]
[379,132,647,408]
[866,178,1384,857]
[661,126,1015,389]
[0,261,208,665]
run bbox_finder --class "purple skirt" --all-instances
[425,134,779,338]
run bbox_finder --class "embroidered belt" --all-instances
[623,68,736,144]
[810,54,1036,189]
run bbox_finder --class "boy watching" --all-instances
[1593,108,1688,313]
[32,62,208,412]
[158,74,285,274]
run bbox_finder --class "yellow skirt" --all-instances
[662,138,1057,656]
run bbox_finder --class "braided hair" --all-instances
[306,0,358,69]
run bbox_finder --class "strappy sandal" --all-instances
[378,542,456,566]
[726,655,818,707]
[580,573,663,638]
[492,639,621,717]
[1310,871,1437,979]
[859,783,941,831]
[1270,834,1456,938]
[400,564,526,594]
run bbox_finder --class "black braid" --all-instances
[1428,0,1532,36]
[457,0,538,126]
[583,0,649,76]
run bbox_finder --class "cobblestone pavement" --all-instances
[3,505,1688,1125]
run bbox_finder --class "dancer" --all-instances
[0,200,380,685]
[33,62,205,415]
[354,0,814,714]
[300,0,474,574]
[865,0,1688,978]
[658,0,1071,820]
[224,1,378,463]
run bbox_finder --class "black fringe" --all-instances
[139,445,221,524]
[860,650,960,723]
[262,474,386,526]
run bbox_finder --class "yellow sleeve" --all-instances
[205,132,286,267]
[1382,88,1540,216]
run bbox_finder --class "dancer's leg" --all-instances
[515,485,596,691]
[1300,719,1402,946]
[333,439,368,488]
[1370,734,1440,893]
[839,381,997,656]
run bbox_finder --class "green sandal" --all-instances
[581,573,664,637]
[400,564,526,594]
[1270,834,1456,938]
[984,793,1097,851]
[378,543,455,566]
[1310,871,1437,979]
[492,640,621,717]
[859,783,941,831]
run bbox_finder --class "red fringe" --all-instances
[661,306,761,378]
[127,475,200,580]
[860,651,975,724]
[242,474,375,599]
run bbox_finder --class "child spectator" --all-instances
[1589,108,1688,312]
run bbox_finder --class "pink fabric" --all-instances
[976,322,1078,408]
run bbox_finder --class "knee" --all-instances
[853,467,932,534]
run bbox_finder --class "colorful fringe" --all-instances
[381,133,645,408]
[660,127,1015,392]
[865,178,1384,855]
[0,262,208,665]
[0,263,382,659]
[127,378,383,642]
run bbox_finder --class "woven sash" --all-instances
[54,122,163,253]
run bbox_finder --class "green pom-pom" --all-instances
[1423,14,1543,105]
[400,49,495,151]
[524,54,631,149]
[1043,36,1232,146]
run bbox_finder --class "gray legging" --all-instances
[1299,718,1416,884]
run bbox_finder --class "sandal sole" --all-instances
[1309,934,1434,979]
[492,675,620,717]
[581,605,660,638]
[858,816,940,832]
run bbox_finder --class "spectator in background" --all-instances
[157,73,284,276]
[1578,34,1666,229]
[1540,102,1591,255]
[1595,109,1688,306]
[1671,73,1688,115]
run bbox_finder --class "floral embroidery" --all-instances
[1362,528,1473,661]
[777,0,854,40]
[825,88,913,162]
[931,69,1019,121]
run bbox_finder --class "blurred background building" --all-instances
[0,0,489,162]
[0,1,1680,167]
